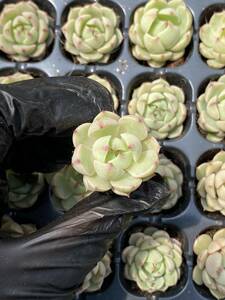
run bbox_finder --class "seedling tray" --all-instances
[0,0,224,299]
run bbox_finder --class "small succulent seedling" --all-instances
[193,228,225,299]
[72,111,160,196]
[62,3,123,64]
[196,151,225,216]
[122,227,183,293]
[81,251,112,293]
[197,74,225,143]
[199,11,225,69]
[88,74,119,111]
[129,78,187,139]
[0,1,54,61]
[129,0,193,67]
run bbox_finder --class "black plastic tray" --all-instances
[0,0,225,299]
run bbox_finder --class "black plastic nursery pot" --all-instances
[0,0,224,300]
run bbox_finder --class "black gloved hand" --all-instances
[0,77,169,300]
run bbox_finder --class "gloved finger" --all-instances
[0,76,114,172]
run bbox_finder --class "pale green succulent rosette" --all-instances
[48,165,91,212]
[72,111,160,196]
[81,251,112,293]
[0,72,33,84]
[199,11,225,69]
[153,154,183,212]
[197,75,225,143]
[88,74,119,110]
[0,1,54,62]
[196,151,225,216]
[128,78,187,139]
[122,227,183,293]
[129,0,193,68]
[62,3,123,64]
[0,215,36,238]
[193,228,225,299]
[7,170,45,209]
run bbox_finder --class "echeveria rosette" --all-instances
[199,11,225,69]
[128,78,187,139]
[153,154,183,212]
[193,228,225,299]
[197,75,225,143]
[81,251,112,293]
[122,227,183,293]
[0,215,36,238]
[0,1,54,62]
[88,74,119,110]
[129,0,193,68]
[0,72,33,84]
[62,3,123,64]
[72,111,160,196]
[7,170,45,209]
[196,151,225,216]
[48,165,91,212]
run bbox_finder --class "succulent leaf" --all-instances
[0,215,36,238]
[0,72,33,84]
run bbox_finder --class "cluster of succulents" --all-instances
[88,74,119,111]
[62,3,123,64]
[153,154,183,212]
[0,215,36,238]
[196,151,225,216]
[7,170,45,209]
[193,228,225,299]
[128,78,187,140]
[81,251,112,293]
[199,11,225,69]
[47,165,91,212]
[0,72,33,84]
[122,227,183,293]
[72,111,160,196]
[0,1,54,62]
[129,0,193,68]
[197,75,225,143]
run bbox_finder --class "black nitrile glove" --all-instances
[0,77,169,300]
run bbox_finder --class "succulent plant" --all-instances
[7,170,45,209]
[197,75,225,143]
[153,154,183,212]
[88,74,119,110]
[0,1,54,62]
[128,78,187,139]
[196,151,225,216]
[81,251,112,293]
[122,227,183,293]
[48,165,91,212]
[129,0,193,68]
[0,72,33,84]
[199,11,225,69]
[62,3,123,64]
[193,228,225,299]
[0,215,36,238]
[72,111,160,196]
